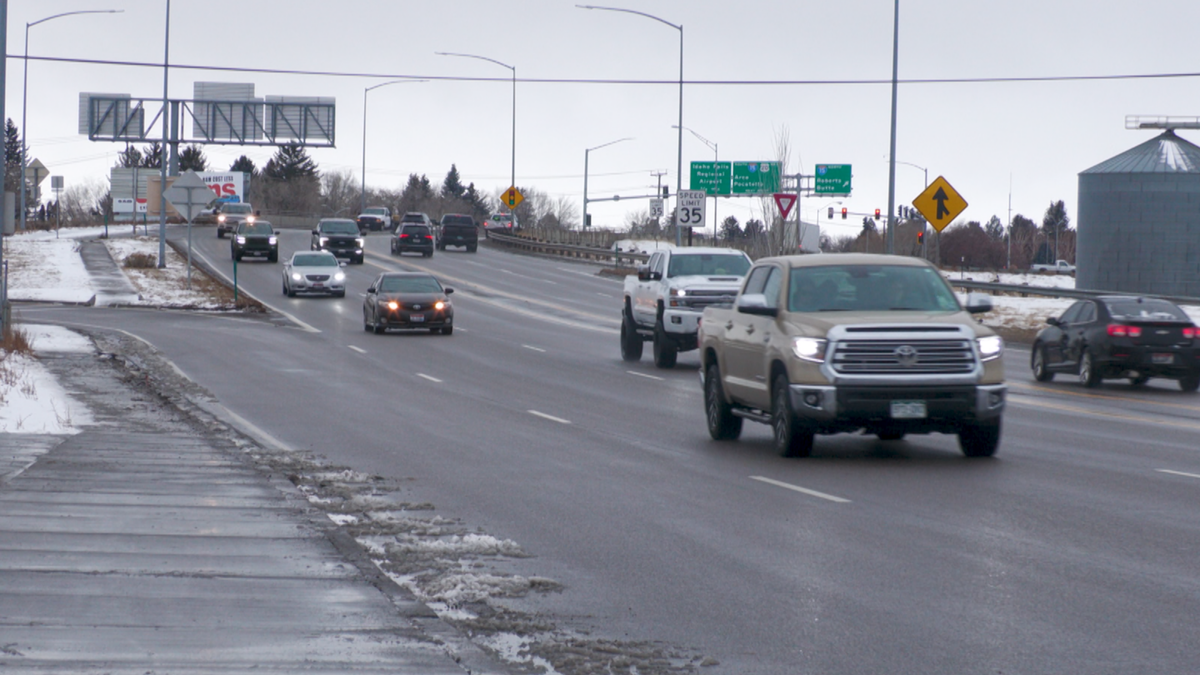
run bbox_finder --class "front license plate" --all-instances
[890,400,927,419]
[1152,353,1175,365]
[312,283,323,288]
[410,314,425,322]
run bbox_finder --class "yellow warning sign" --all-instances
[912,176,967,233]
[502,186,524,209]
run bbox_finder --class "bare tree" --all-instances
[319,169,359,217]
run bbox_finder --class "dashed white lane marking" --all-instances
[627,371,665,381]
[528,410,571,424]
[418,373,443,383]
[522,345,547,353]
[1157,469,1200,480]
[750,476,852,504]
[348,345,366,354]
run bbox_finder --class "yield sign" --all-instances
[912,176,967,232]
[773,193,796,220]
[502,185,524,209]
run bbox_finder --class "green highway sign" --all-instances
[814,164,852,195]
[731,161,780,195]
[690,161,731,196]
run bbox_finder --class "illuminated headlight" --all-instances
[247,215,256,223]
[977,335,1004,361]
[791,337,828,363]
[319,237,329,245]
[217,215,226,223]
[671,288,687,297]
[236,236,246,244]
[268,236,277,245]
[387,301,399,311]
[434,300,446,310]
[334,272,345,282]
[356,238,365,247]
[291,273,302,281]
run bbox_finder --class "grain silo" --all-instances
[1077,119,1200,297]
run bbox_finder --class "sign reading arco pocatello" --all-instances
[730,161,780,195]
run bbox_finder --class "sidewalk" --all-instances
[0,334,506,674]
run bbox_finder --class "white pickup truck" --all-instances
[621,247,753,368]
[1030,259,1076,275]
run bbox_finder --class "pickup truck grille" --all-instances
[679,290,737,309]
[831,339,976,375]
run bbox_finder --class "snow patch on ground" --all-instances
[4,239,95,304]
[0,351,92,434]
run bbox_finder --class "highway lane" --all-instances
[18,229,1200,673]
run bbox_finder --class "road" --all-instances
[19,225,1200,674]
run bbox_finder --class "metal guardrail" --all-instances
[486,231,650,267]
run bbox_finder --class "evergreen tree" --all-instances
[720,215,742,241]
[264,143,319,181]
[463,183,491,220]
[984,215,1005,240]
[4,118,22,194]
[441,164,466,200]
[230,155,257,176]
[178,144,208,172]
[139,142,163,169]
[1041,200,1070,237]
[116,145,143,168]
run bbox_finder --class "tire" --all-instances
[282,280,288,296]
[217,231,224,239]
[1129,374,1150,387]
[372,316,385,334]
[771,374,813,458]
[268,252,278,263]
[364,309,372,332]
[876,430,906,441]
[704,362,742,440]
[334,290,345,298]
[620,314,644,362]
[1179,373,1200,392]
[390,242,397,255]
[467,245,477,253]
[355,256,364,265]
[958,419,1002,458]
[1079,350,1101,388]
[441,326,454,335]
[286,283,296,298]
[1031,344,1055,382]
[652,320,677,369]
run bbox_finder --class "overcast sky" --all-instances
[7,0,1200,238]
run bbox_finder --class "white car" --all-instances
[282,251,347,297]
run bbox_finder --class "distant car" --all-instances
[282,251,346,297]
[1031,296,1200,391]
[398,212,434,229]
[356,205,395,233]
[437,213,478,252]
[483,213,514,237]
[311,218,365,264]
[362,272,454,335]
[231,220,278,262]
[216,202,256,239]
[391,222,435,257]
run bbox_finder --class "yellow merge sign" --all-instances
[502,186,524,210]
[912,176,967,232]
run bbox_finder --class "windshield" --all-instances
[401,226,430,236]
[667,253,750,278]
[442,215,474,226]
[364,208,388,216]
[320,220,359,234]
[402,213,427,222]
[241,223,272,235]
[223,203,252,214]
[1106,299,1189,321]
[787,264,961,313]
[292,254,338,267]
[379,275,443,293]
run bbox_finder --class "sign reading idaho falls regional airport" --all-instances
[912,176,968,232]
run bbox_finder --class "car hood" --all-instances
[290,265,343,275]
[667,274,745,290]
[377,292,446,304]
[780,310,996,339]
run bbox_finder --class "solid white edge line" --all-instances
[750,476,852,503]
[627,371,665,381]
[418,373,443,383]
[522,345,547,353]
[528,410,571,424]
[1156,469,1200,480]
[348,345,366,354]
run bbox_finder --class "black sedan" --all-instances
[391,223,435,257]
[363,272,454,335]
[1031,295,1200,390]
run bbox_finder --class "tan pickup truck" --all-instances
[698,253,1006,458]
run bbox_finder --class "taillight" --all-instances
[1107,324,1142,338]
[400,234,409,239]
[1184,327,1197,339]
[425,235,433,240]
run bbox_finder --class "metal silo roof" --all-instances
[1082,130,1200,174]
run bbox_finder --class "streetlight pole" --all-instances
[578,5,683,246]
[20,8,123,233]
[362,79,426,214]
[673,125,717,241]
[435,52,516,219]
[885,0,900,255]
[583,137,633,231]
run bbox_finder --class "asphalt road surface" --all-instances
[19,225,1200,674]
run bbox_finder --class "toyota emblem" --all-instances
[895,344,919,367]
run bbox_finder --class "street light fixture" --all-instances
[583,137,634,231]
[362,79,426,214]
[578,4,683,246]
[20,9,123,233]
[435,51,516,218]
[672,124,717,240]
[815,199,843,251]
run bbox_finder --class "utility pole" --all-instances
[651,170,666,236]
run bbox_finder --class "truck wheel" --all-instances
[620,314,644,361]
[652,322,677,369]
[1031,344,1055,382]
[1179,373,1200,392]
[1079,350,1101,388]
[958,419,1001,457]
[772,374,813,458]
[705,363,742,440]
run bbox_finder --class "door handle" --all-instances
[745,325,755,334]
[726,321,734,330]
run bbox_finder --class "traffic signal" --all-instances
[917,231,925,244]
[827,207,834,219]
[874,208,881,221]
[585,214,592,228]
[841,207,848,220]
[662,186,669,198]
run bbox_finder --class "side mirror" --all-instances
[964,292,993,314]
[737,293,777,317]
[650,271,663,281]
[339,261,347,267]
[366,286,376,294]
[1046,317,1061,327]
[445,288,455,294]
[312,229,319,235]
[636,265,651,281]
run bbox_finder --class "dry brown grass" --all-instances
[123,252,158,269]
[1,324,33,356]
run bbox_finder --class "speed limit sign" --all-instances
[676,190,707,229]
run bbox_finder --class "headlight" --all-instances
[217,215,226,223]
[791,337,828,363]
[319,237,329,245]
[268,236,277,245]
[291,273,302,281]
[247,215,256,223]
[387,301,399,310]
[334,272,345,282]
[236,236,246,244]
[671,288,687,297]
[434,300,445,310]
[356,238,365,247]
[977,335,1004,361]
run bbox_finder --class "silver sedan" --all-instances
[282,251,347,297]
